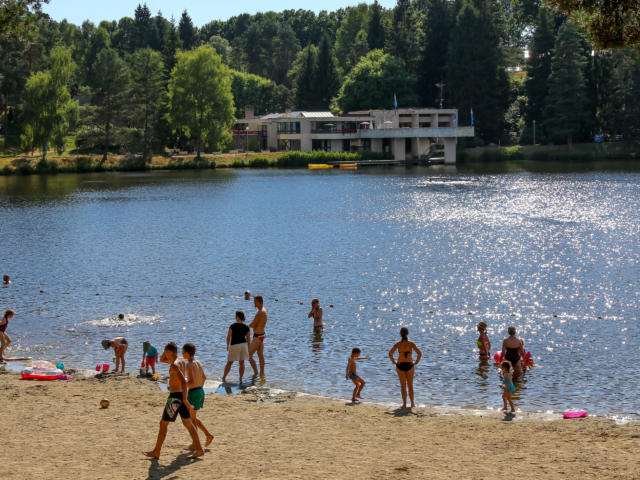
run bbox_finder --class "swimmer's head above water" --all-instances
[244,291,251,300]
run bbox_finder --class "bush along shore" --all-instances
[457,144,639,163]
[0,151,393,176]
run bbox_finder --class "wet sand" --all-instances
[0,369,638,480]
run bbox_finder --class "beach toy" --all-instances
[56,363,64,370]
[153,373,162,378]
[139,368,146,376]
[59,375,71,380]
[21,367,63,381]
[563,410,587,419]
[96,363,110,372]
[100,398,110,409]
[493,351,503,363]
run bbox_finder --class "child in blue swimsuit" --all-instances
[501,361,516,412]
[346,348,368,403]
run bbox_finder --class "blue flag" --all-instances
[470,108,474,126]
[393,93,398,109]
[453,112,457,127]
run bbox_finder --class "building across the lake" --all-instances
[232,107,474,164]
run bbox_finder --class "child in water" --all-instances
[142,341,158,375]
[346,348,368,403]
[476,321,491,361]
[2,275,10,285]
[501,360,516,412]
[0,309,15,361]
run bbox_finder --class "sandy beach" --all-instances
[0,368,638,480]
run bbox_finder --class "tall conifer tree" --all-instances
[544,21,590,147]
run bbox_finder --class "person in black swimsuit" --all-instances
[501,326,526,374]
[388,327,422,408]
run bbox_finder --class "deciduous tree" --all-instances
[20,46,78,159]
[168,46,235,158]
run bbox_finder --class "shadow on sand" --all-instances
[145,452,202,480]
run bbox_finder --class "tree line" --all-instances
[1,0,640,161]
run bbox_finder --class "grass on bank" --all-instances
[0,150,393,175]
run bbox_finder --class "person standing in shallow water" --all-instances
[388,327,422,409]
[248,295,267,377]
[308,298,323,331]
[476,322,491,361]
[501,326,526,375]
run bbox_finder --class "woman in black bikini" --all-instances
[501,326,525,375]
[388,327,422,408]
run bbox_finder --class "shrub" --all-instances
[248,157,271,168]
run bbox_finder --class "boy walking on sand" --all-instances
[0,309,15,361]
[182,343,214,450]
[346,348,368,403]
[143,342,204,459]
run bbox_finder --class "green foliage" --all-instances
[0,0,48,40]
[544,21,590,147]
[313,34,341,109]
[178,10,197,49]
[367,1,386,50]
[20,46,79,160]
[276,150,392,167]
[168,46,235,159]
[230,70,292,118]
[447,0,510,142]
[335,50,417,112]
[525,7,557,129]
[84,48,132,161]
[548,0,640,49]
[130,48,165,160]
[417,0,452,106]
[334,4,370,74]
[290,45,318,109]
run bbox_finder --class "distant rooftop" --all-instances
[260,111,334,120]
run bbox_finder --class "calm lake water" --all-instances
[1,162,639,419]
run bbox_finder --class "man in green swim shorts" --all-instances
[182,343,214,450]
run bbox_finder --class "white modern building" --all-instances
[232,107,474,164]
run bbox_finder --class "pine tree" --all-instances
[130,48,165,160]
[447,0,509,142]
[292,45,318,109]
[387,0,422,74]
[87,48,131,162]
[133,3,152,50]
[367,1,385,50]
[417,0,452,106]
[272,23,300,86]
[544,21,590,147]
[178,10,197,50]
[524,7,556,129]
[313,33,341,109]
[163,17,180,79]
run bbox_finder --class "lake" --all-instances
[1,162,638,419]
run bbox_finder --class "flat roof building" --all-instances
[232,107,474,164]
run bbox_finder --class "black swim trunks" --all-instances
[162,392,190,422]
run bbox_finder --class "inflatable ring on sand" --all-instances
[21,367,63,380]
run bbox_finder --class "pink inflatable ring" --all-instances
[563,410,587,419]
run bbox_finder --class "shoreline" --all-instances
[3,360,636,425]
[0,369,638,479]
